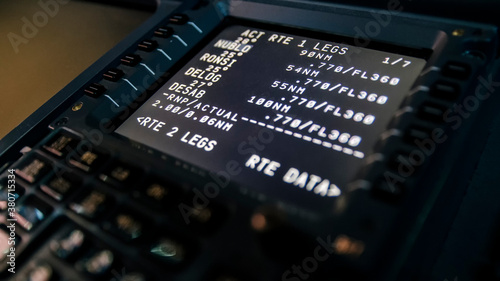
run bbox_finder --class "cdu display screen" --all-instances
[116,25,426,210]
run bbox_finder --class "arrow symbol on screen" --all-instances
[137,117,145,123]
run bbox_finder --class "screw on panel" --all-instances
[72,102,83,111]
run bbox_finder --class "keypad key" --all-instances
[102,211,144,241]
[23,263,54,281]
[14,199,51,231]
[77,249,114,276]
[15,156,52,184]
[0,178,24,211]
[149,238,186,265]
[189,206,214,225]
[135,178,182,209]
[121,54,142,67]
[442,61,471,80]
[99,161,140,188]
[430,81,460,101]
[68,147,107,173]
[154,26,174,38]
[69,189,111,220]
[169,13,189,25]
[138,40,158,52]
[417,102,447,123]
[50,229,85,260]
[40,172,80,201]
[84,83,106,98]
[42,132,79,157]
[403,126,431,143]
[103,68,124,82]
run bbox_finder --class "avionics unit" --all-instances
[0,1,497,280]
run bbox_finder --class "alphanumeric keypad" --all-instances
[2,129,229,280]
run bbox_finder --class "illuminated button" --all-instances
[68,147,107,173]
[121,54,142,67]
[78,249,114,276]
[442,61,471,80]
[150,238,186,265]
[50,229,85,260]
[69,189,111,219]
[15,156,51,184]
[154,26,174,38]
[99,161,140,188]
[417,102,447,123]
[84,83,106,98]
[102,211,144,241]
[0,224,21,260]
[0,179,24,211]
[430,81,460,101]
[40,172,80,201]
[42,132,79,157]
[103,68,124,82]
[138,39,158,52]
[169,13,189,25]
